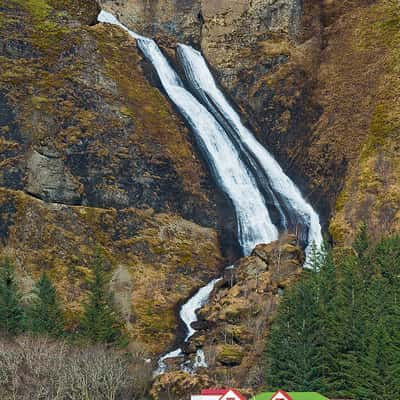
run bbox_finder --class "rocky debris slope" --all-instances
[0,0,235,355]
[152,235,304,396]
[102,0,400,244]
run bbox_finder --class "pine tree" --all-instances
[29,272,65,337]
[266,274,324,392]
[0,258,25,335]
[353,222,369,259]
[351,319,400,400]
[373,235,400,286]
[265,230,400,399]
[353,222,374,284]
[334,250,368,397]
[80,250,124,344]
[313,247,342,394]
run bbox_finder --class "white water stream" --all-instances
[177,44,323,261]
[154,277,222,375]
[98,10,323,375]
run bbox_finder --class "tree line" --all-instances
[0,250,125,344]
[265,226,400,399]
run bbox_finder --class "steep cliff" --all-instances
[151,235,304,395]
[1,0,399,395]
[102,0,400,244]
[0,0,235,354]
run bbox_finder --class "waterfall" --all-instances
[97,10,323,375]
[155,278,222,375]
[98,10,279,255]
[180,277,223,341]
[177,44,323,260]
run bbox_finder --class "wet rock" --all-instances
[181,341,197,355]
[184,235,303,387]
[190,320,209,331]
[100,0,202,44]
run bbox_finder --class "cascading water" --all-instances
[97,10,323,375]
[155,278,222,375]
[98,10,278,256]
[177,44,323,261]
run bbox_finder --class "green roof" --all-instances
[252,392,329,400]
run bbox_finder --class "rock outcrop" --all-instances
[154,235,304,390]
[26,149,82,204]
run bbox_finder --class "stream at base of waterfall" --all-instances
[97,10,323,376]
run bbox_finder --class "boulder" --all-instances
[26,150,82,205]
[216,344,245,366]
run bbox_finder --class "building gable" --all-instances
[220,389,247,400]
[271,390,293,400]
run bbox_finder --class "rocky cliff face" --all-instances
[102,0,400,244]
[1,0,399,394]
[151,235,304,397]
[0,0,238,355]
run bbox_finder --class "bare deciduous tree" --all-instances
[0,335,152,400]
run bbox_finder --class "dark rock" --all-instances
[2,39,41,59]
[181,341,196,355]
[190,320,209,331]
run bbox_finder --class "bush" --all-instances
[0,334,152,400]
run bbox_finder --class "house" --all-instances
[252,390,329,400]
[191,388,247,400]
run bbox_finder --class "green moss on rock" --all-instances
[216,344,244,366]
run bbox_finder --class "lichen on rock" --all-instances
[0,0,228,357]
[166,235,303,388]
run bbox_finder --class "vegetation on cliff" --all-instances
[0,259,25,335]
[0,253,126,345]
[330,0,400,244]
[29,272,65,337]
[265,228,400,399]
[0,0,225,355]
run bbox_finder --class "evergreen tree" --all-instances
[266,273,325,392]
[353,222,374,284]
[373,235,400,286]
[351,319,400,400]
[265,229,400,399]
[312,247,342,394]
[29,272,65,337]
[80,250,124,344]
[353,222,369,260]
[0,258,25,335]
[334,250,369,397]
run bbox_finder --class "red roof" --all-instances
[271,390,293,400]
[201,388,247,400]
